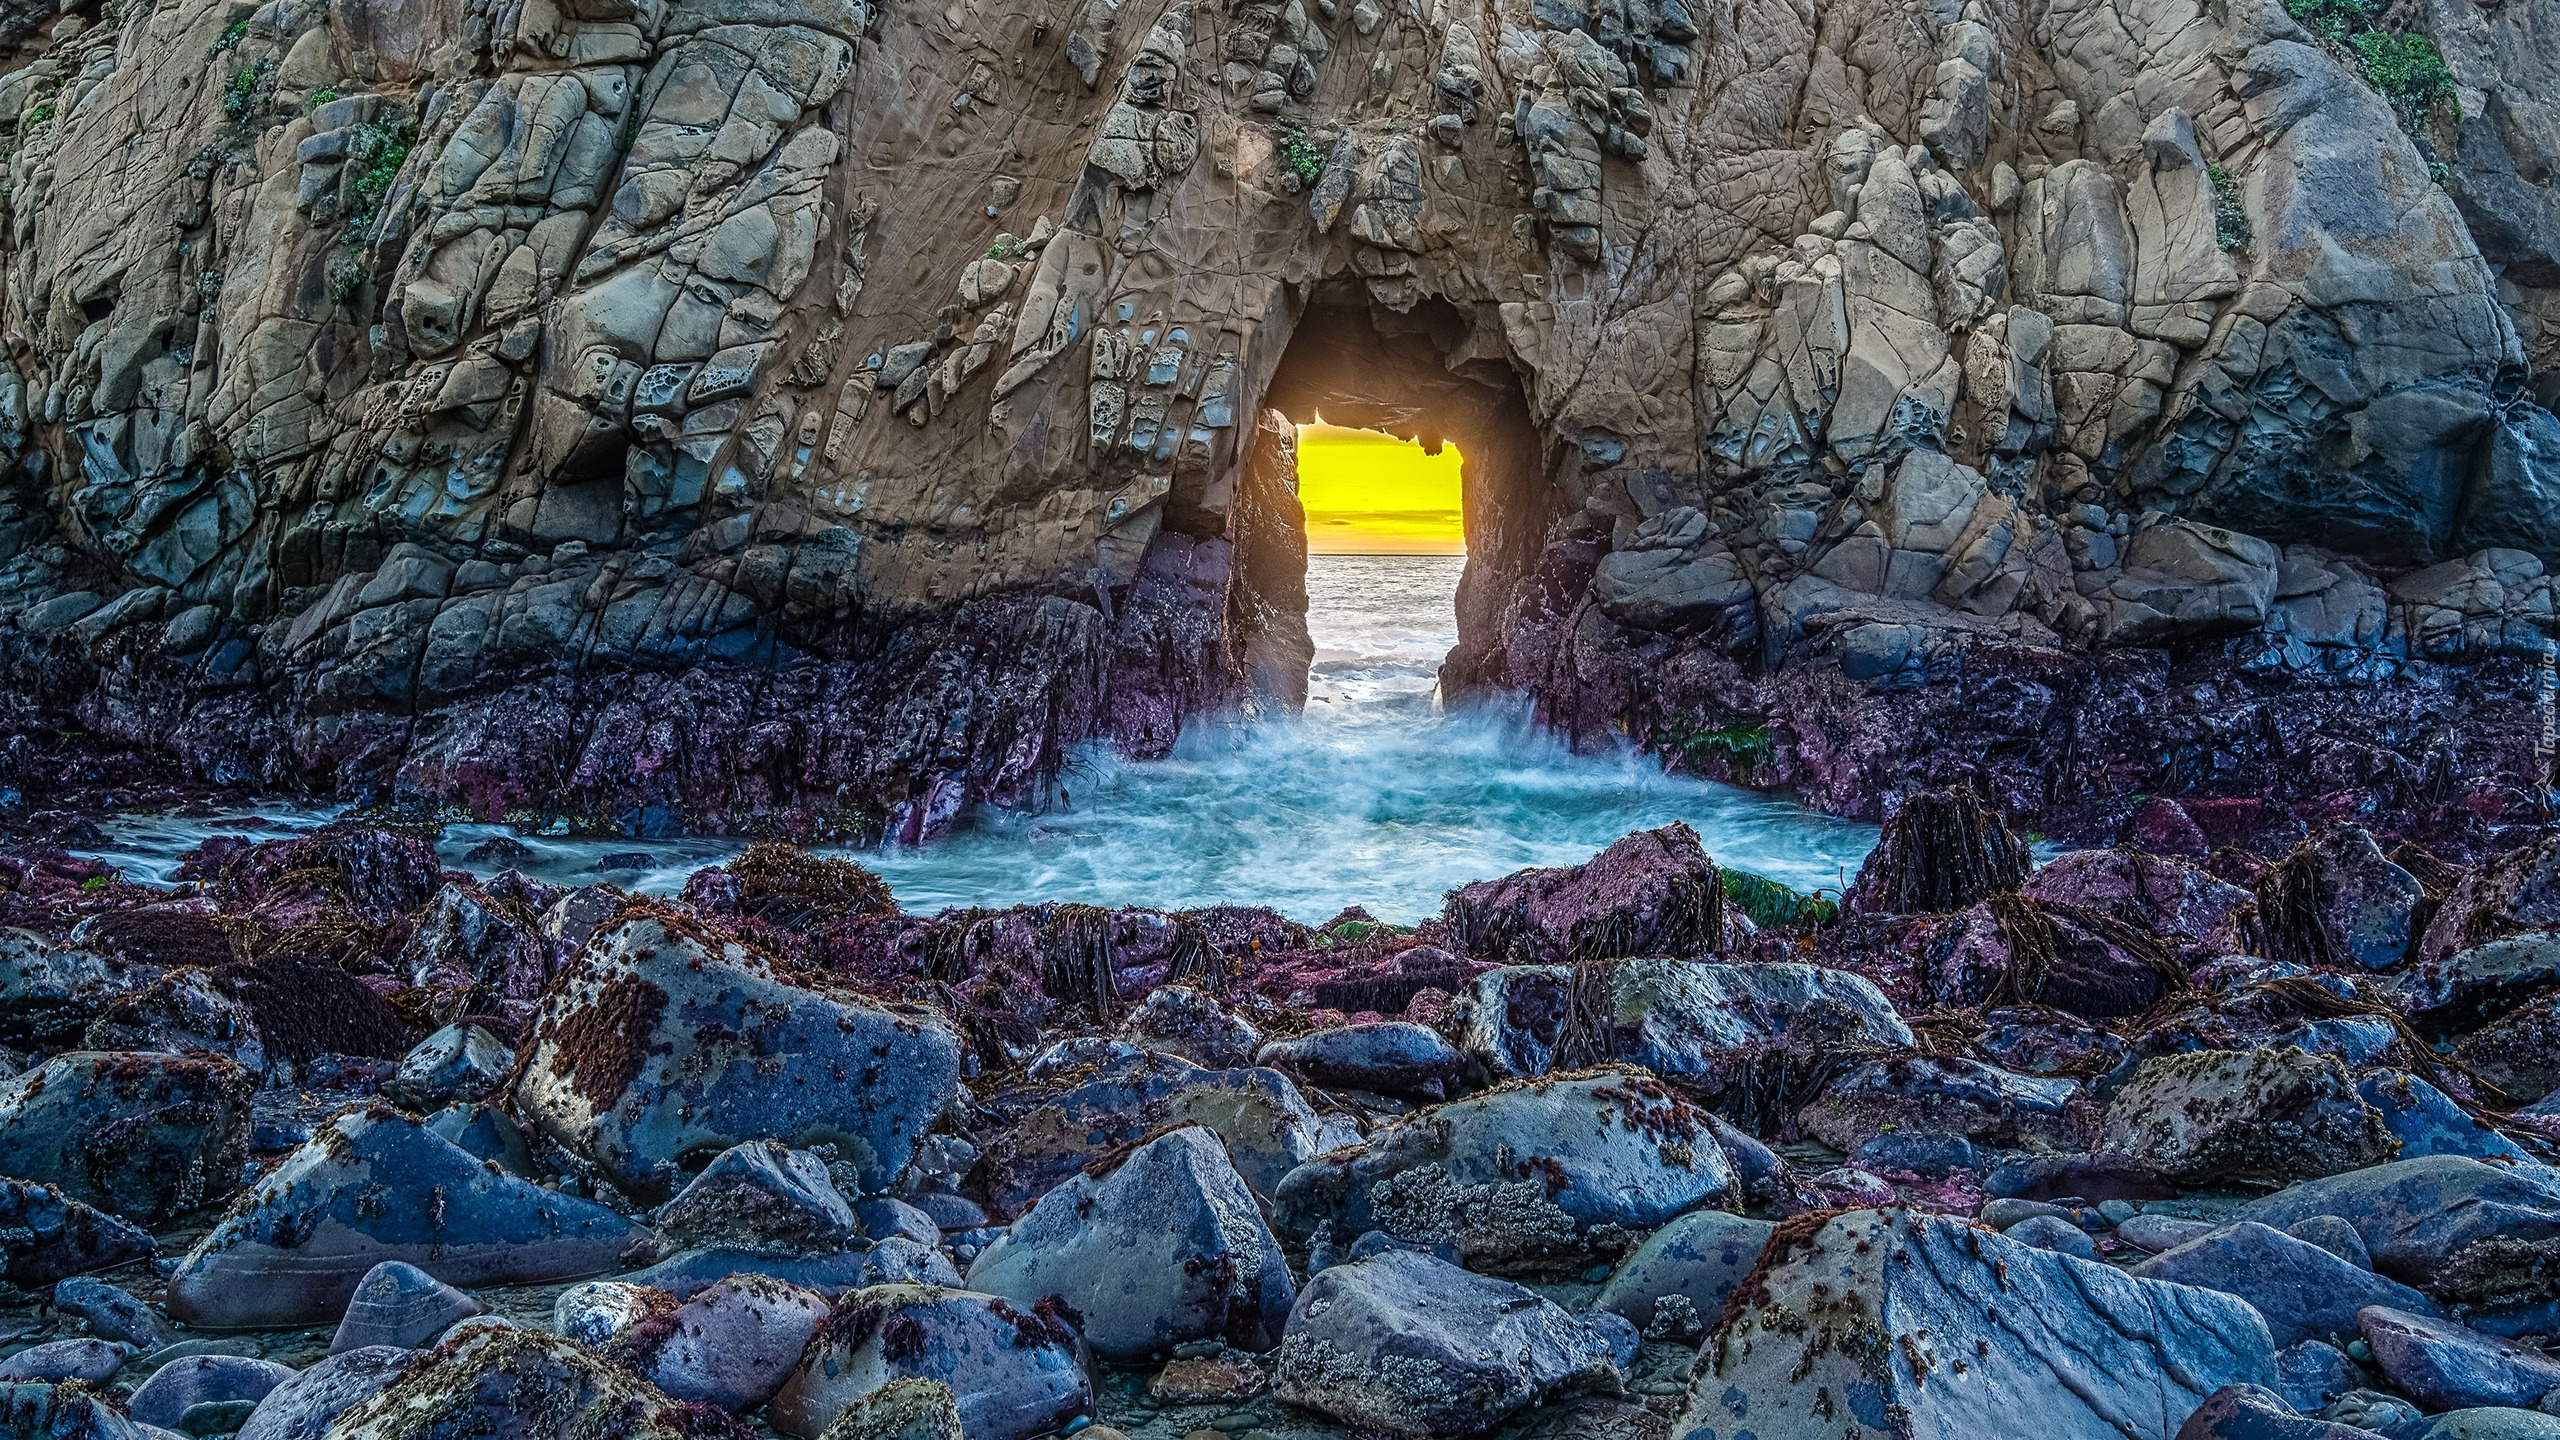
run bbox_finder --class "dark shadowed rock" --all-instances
[1798,1053,2086,1154]
[1847,786,2029,916]
[2454,995,2560,1104]
[1254,1023,1467,1100]
[2131,1222,2435,1347]
[1446,958,1911,1096]
[2396,935,2560,1033]
[978,1051,1320,1217]
[422,1103,536,1175]
[2233,1158,2560,1287]
[1687,1209,2274,1440]
[0,1051,255,1221]
[966,1125,1292,1360]
[647,1139,859,1261]
[618,1248,875,1299]
[0,1339,129,1383]
[514,914,962,1203]
[1927,893,2191,1019]
[1274,1249,1628,1440]
[52,1276,159,1347]
[324,1326,708,1440]
[0,1179,154,1285]
[0,930,162,1045]
[82,969,267,1076]
[2275,1341,2368,1415]
[2174,1385,2387,1440]
[1115,986,1263,1070]
[768,1285,1093,1440]
[2100,1048,2397,1189]
[166,1106,636,1328]
[610,1273,831,1411]
[237,1347,417,1440]
[129,1356,297,1430]
[2358,1305,2560,1411]
[1592,1209,1772,1338]
[329,1261,486,1352]
[2257,828,2426,971]
[382,1025,512,1112]
[2417,832,2560,967]
[2008,1212,2100,1258]
[1272,1070,1733,1273]
[1442,825,1728,964]
[0,1381,168,1440]
[394,884,552,1003]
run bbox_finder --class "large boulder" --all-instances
[0,930,160,1045]
[978,1051,1320,1217]
[165,1106,637,1328]
[81,968,268,1075]
[2019,849,2253,958]
[609,1273,831,1411]
[1798,1054,2087,1154]
[513,914,962,1203]
[768,1285,1092,1440]
[1273,1248,1630,1439]
[1114,986,1264,1070]
[128,1355,298,1431]
[237,1347,417,1440]
[0,1177,155,1285]
[2455,993,2560,1103]
[2131,1221,2435,1347]
[324,1326,706,1440]
[2396,934,2560,1033]
[2255,828,2426,971]
[0,1382,167,1440]
[329,1260,486,1352]
[2358,1306,2560,1412]
[0,1051,255,1221]
[2417,833,2560,966]
[1685,1209,2274,1440]
[1272,1070,1734,1272]
[382,1024,513,1112]
[646,1139,861,1260]
[965,1125,1292,1359]
[2099,1048,2397,1189]
[2233,1157,2560,1288]
[1443,957,1911,1092]
[1441,824,1729,964]
[1253,1023,1467,1100]
[2174,1385,2389,1440]
[1591,1208,1773,1339]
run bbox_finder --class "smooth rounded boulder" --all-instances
[2232,1157,2560,1288]
[1272,1069,1735,1272]
[2132,1222,2434,1347]
[1254,1022,1467,1099]
[966,1124,1293,1359]
[1591,1208,1772,1339]
[2100,1047,2397,1189]
[608,1273,830,1411]
[645,1139,860,1260]
[165,1106,637,1328]
[129,1356,297,1431]
[513,915,962,1203]
[329,1261,486,1352]
[1683,1209,2275,1440]
[768,1284,1092,1440]
[236,1348,417,1440]
[978,1051,1321,1217]
[1273,1248,1628,1439]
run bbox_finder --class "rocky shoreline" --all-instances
[1,792,2559,1439]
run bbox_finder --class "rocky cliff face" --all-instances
[0,0,2552,843]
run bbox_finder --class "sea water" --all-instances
[71,555,1877,923]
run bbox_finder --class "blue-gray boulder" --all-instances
[1255,1023,1468,1099]
[1591,1208,1771,1338]
[2233,1157,2560,1288]
[166,1106,636,1328]
[1683,1208,2274,1440]
[513,915,962,1204]
[2132,1222,2433,1347]
[768,1285,1092,1440]
[1272,1070,1734,1272]
[1274,1248,1628,1439]
[0,1052,255,1221]
[966,1125,1291,1360]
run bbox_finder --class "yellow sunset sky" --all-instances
[1294,422,1467,554]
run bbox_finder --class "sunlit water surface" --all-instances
[74,555,1877,923]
